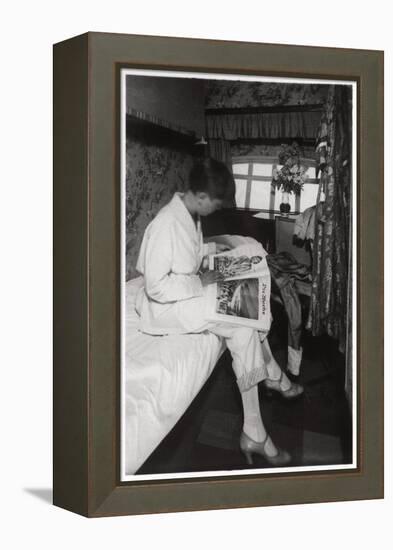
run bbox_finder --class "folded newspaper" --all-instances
[205,242,271,331]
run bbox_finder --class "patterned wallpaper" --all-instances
[125,137,194,280]
[205,82,329,109]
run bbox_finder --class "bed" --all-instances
[124,276,225,475]
[123,235,274,475]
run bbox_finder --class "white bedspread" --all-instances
[124,277,224,475]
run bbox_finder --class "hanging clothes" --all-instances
[293,205,317,243]
[267,252,312,375]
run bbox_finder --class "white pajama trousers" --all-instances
[207,324,283,392]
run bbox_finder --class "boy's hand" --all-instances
[200,255,209,272]
[216,243,231,253]
[199,270,225,287]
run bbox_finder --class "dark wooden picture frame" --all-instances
[53,32,384,517]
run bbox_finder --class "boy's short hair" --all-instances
[188,158,235,205]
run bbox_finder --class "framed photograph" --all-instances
[53,32,383,517]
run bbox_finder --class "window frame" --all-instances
[232,155,319,214]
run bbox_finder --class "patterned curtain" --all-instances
[345,194,353,406]
[307,85,352,354]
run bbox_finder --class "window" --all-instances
[232,157,319,214]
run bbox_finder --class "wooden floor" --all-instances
[137,306,353,476]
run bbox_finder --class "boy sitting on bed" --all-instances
[136,157,303,466]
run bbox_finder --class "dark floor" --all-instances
[137,302,353,476]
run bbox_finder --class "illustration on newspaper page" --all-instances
[205,242,271,331]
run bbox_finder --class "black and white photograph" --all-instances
[2,0,388,538]
[120,69,357,481]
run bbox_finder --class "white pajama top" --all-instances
[135,193,212,335]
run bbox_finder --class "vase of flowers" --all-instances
[272,142,308,216]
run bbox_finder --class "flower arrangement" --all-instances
[272,142,308,195]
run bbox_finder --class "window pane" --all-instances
[234,179,247,207]
[300,183,319,211]
[253,163,274,177]
[232,163,249,175]
[305,166,316,179]
[249,181,272,210]
[233,159,318,211]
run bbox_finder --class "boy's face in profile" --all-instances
[195,192,223,216]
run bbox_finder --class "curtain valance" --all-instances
[206,111,322,141]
